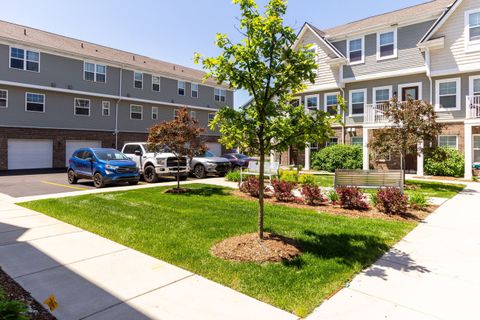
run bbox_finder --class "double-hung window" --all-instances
[152,107,158,120]
[349,89,366,116]
[25,93,45,112]
[74,98,90,116]
[84,62,106,83]
[466,9,480,50]
[438,135,458,149]
[324,93,339,115]
[152,76,160,92]
[305,95,319,110]
[474,135,480,162]
[326,137,338,147]
[0,90,7,108]
[351,137,363,146]
[191,83,199,98]
[291,97,301,107]
[130,104,143,120]
[190,110,197,120]
[377,29,397,60]
[471,76,480,96]
[347,37,364,64]
[373,86,392,106]
[10,47,40,72]
[214,88,226,102]
[436,78,461,111]
[178,81,185,96]
[134,72,143,89]
[208,112,216,124]
[102,101,110,116]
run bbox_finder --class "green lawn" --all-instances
[20,185,414,317]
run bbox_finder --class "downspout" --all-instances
[339,63,346,145]
[425,48,433,103]
[115,66,123,149]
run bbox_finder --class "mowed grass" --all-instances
[21,185,415,317]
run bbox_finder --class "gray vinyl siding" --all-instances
[333,20,434,79]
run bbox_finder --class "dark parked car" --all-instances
[221,153,255,171]
[68,148,140,188]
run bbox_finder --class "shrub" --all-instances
[279,170,298,183]
[425,147,464,177]
[370,191,379,206]
[225,170,241,182]
[0,290,28,320]
[375,187,408,214]
[409,192,428,210]
[240,176,261,197]
[312,144,362,172]
[327,189,339,204]
[300,184,325,205]
[272,179,296,202]
[298,174,316,185]
[336,187,369,210]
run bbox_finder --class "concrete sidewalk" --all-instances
[307,182,480,320]
[0,200,296,320]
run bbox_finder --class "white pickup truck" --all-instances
[121,142,189,183]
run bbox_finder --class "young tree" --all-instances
[369,97,444,172]
[147,108,207,190]
[195,0,339,239]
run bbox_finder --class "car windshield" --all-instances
[94,150,130,161]
[200,151,216,157]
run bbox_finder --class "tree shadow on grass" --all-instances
[166,185,230,197]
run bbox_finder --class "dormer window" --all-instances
[466,9,480,51]
[377,29,397,60]
[347,37,364,64]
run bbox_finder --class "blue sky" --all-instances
[0,0,428,107]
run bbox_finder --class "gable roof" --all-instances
[293,23,345,59]
[0,19,225,87]
[419,0,462,43]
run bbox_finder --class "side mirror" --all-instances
[134,150,143,156]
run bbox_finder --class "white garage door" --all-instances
[206,142,222,157]
[8,139,53,170]
[65,140,102,166]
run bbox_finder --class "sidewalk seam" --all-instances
[0,229,83,248]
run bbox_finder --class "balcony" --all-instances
[364,103,390,124]
[466,95,480,119]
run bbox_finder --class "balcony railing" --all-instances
[466,95,480,119]
[364,103,390,124]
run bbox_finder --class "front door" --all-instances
[402,86,419,101]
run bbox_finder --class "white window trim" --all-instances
[174,109,180,119]
[351,136,363,145]
[346,36,365,65]
[398,82,423,101]
[83,61,107,83]
[291,97,301,107]
[376,28,398,61]
[0,89,8,108]
[178,81,186,96]
[474,134,480,163]
[130,104,143,120]
[214,88,226,102]
[469,75,480,96]
[133,71,143,89]
[9,46,41,73]
[305,94,320,110]
[74,98,91,117]
[191,83,199,98]
[435,78,461,111]
[152,75,161,92]
[190,110,197,120]
[324,92,340,114]
[25,92,45,113]
[102,101,110,116]
[349,88,367,117]
[208,112,216,124]
[152,106,158,120]
[465,8,480,52]
[438,135,458,150]
[326,137,339,147]
[372,85,393,105]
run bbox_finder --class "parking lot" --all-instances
[0,170,191,198]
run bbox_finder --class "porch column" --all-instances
[270,150,275,164]
[363,128,369,170]
[305,144,311,171]
[417,141,424,176]
[464,124,473,180]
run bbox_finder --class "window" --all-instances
[324,93,339,115]
[130,104,143,120]
[474,135,480,162]
[134,72,143,89]
[305,95,319,110]
[291,97,301,107]
[74,98,90,116]
[436,78,461,111]
[310,143,319,151]
[190,110,197,120]
[373,86,392,105]
[122,144,143,155]
[466,9,480,49]
[0,90,7,108]
[470,76,480,96]
[102,101,110,116]
[208,113,216,124]
[306,44,318,75]
[152,107,158,120]
[347,37,364,64]
[349,89,366,116]
[25,93,45,112]
[174,109,180,119]
[10,47,40,72]
[152,76,160,92]
[178,81,185,96]
[438,135,458,149]
[326,137,338,147]
[377,29,397,60]
[214,88,226,102]
[84,62,106,83]
[351,137,363,145]
[191,83,199,98]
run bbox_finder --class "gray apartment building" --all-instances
[285,0,480,179]
[0,20,233,171]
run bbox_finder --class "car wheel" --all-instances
[128,180,139,186]
[194,164,206,179]
[67,170,78,184]
[143,165,158,183]
[93,172,105,188]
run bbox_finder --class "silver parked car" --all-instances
[190,151,231,178]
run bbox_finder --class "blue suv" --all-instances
[68,148,140,188]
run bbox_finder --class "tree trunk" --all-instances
[177,158,180,189]
[258,144,265,240]
[400,152,406,181]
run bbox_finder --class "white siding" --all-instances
[430,0,480,73]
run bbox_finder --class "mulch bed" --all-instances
[0,267,55,320]
[232,190,437,222]
[211,233,302,263]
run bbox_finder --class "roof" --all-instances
[321,0,454,38]
[419,0,462,43]
[0,20,225,87]
[304,23,345,58]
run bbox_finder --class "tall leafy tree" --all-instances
[195,0,339,239]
